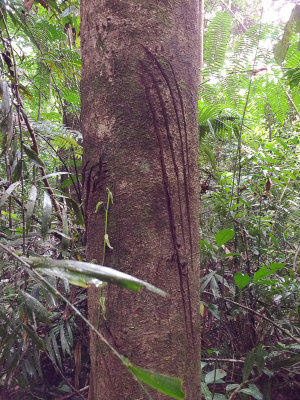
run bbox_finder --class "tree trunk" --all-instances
[199,0,205,85]
[81,1,201,399]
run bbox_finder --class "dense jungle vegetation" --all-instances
[0,0,299,399]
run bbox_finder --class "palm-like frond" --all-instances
[203,11,232,76]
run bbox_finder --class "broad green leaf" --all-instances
[21,291,51,323]
[66,197,84,226]
[41,192,52,239]
[275,137,288,150]
[256,344,267,373]
[23,145,44,168]
[201,382,211,400]
[240,384,263,400]
[269,232,278,246]
[45,333,57,367]
[61,207,69,250]
[26,257,167,296]
[226,384,239,391]
[234,273,251,290]
[22,324,46,350]
[209,394,226,400]
[49,229,72,240]
[50,329,62,369]
[210,275,220,298]
[262,368,274,378]
[25,185,37,233]
[0,181,20,210]
[12,159,22,182]
[267,263,285,271]
[127,362,185,399]
[204,369,226,384]
[207,303,220,320]
[33,345,43,378]
[254,267,273,282]
[254,263,285,282]
[243,349,255,381]
[200,240,217,252]
[59,322,71,357]
[215,229,234,247]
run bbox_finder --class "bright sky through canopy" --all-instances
[262,0,295,24]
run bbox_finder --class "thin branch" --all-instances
[202,358,244,364]
[293,242,300,279]
[219,0,247,32]
[285,90,300,119]
[45,352,86,400]
[203,291,300,345]
[228,373,263,400]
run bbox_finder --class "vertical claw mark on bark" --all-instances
[82,160,91,226]
[142,47,194,274]
[141,48,196,344]
[141,60,186,249]
[140,60,195,344]
[168,62,194,271]
[142,46,187,253]
[139,62,190,340]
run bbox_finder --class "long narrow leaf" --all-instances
[41,191,52,239]
[126,361,185,400]
[23,144,44,168]
[21,291,51,323]
[26,257,167,296]
[0,181,20,210]
[25,185,37,232]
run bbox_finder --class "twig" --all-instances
[202,358,244,364]
[285,90,300,119]
[219,0,247,32]
[293,242,300,279]
[203,291,300,345]
[45,354,86,400]
[228,373,263,400]
[55,386,89,400]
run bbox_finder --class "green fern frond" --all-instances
[52,134,82,159]
[265,80,289,123]
[285,43,300,69]
[204,12,232,76]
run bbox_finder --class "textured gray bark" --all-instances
[81,1,201,398]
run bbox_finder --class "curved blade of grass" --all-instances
[122,358,185,399]
[23,144,44,168]
[41,191,52,239]
[0,181,20,210]
[21,291,51,323]
[26,257,167,296]
[25,185,37,232]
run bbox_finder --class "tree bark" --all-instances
[199,0,204,85]
[81,1,201,399]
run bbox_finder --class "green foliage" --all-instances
[204,11,232,76]
[200,3,300,398]
[27,257,167,296]
[0,0,300,398]
[126,361,185,399]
